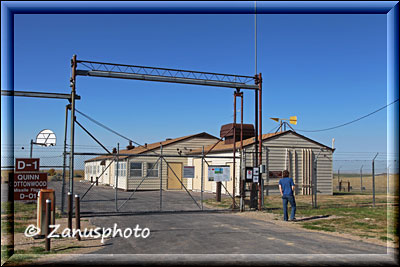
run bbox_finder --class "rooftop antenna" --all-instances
[270,116,297,133]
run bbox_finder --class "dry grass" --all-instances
[204,193,399,247]
[332,173,399,194]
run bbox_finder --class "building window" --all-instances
[130,162,142,177]
[147,162,158,177]
[115,162,127,177]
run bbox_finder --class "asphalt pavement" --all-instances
[45,180,389,255]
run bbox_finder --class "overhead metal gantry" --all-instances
[1,90,81,100]
[75,60,259,90]
[69,55,263,210]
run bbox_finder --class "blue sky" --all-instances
[5,13,394,165]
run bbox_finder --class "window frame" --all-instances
[129,161,143,178]
[146,162,159,178]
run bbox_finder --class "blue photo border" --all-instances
[1,1,398,265]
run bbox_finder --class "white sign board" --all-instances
[246,169,253,180]
[253,167,259,176]
[253,175,259,183]
[208,166,230,182]
[183,166,195,178]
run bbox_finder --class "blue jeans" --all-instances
[282,195,296,221]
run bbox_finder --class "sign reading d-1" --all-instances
[16,158,40,172]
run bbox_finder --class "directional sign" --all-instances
[14,173,47,201]
[16,158,40,172]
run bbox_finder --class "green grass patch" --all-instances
[380,236,394,241]
[302,223,335,232]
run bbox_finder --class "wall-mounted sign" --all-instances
[269,171,283,178]
[208,166,230,182]
[253,175,259,183]
[245,167,253,182]
[183,166,195,178]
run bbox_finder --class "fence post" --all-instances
[360,165,363,193]
[372,153,378,207]
[387,164,390,195]
[67,192,72,230]
[45,199,51,251]
[201,146,204,211]
[75,195,81,241]
[160,145,163,211]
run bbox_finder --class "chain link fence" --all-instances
[332,159,399,194]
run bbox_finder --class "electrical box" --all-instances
[259,164,266,174]
[245,167,253,182]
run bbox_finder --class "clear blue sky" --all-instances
[6,13,394,164]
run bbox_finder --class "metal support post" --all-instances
[30,139,33,158]
[160,145,163,211]
[61,104,69,213]
[233,91,238,210]
[45,199,51,251]
[216,182,222,202]
[69,54,77,196]
[67,192,72,230]
[201,146,204,210]
[115,143,119,211]
[257,73,262,211]
[75,195,81,241]
[240,150,244,212]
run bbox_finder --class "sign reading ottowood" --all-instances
[14,173,48,201]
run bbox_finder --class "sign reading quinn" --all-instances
[14,173,48,201]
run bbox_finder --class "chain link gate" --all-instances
[52,148,240,217]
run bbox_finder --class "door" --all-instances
[167,162,183,190]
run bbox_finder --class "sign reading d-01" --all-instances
[14,172,47,201]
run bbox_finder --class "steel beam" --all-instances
[76,70,259,90]
[1,90,81,100]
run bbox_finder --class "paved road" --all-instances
[45,180,390,255]
[1,181,390,256]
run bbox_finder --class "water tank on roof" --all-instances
[220,123,255,144]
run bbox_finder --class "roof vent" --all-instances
[166,138,172,141]
[126,141,135,150]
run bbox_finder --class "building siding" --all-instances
[189,131,333,196]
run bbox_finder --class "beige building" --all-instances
[187,130,334,196]
[84,132,219,191]
[84,127,334,196]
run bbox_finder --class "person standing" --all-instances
[278,170,296,221]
